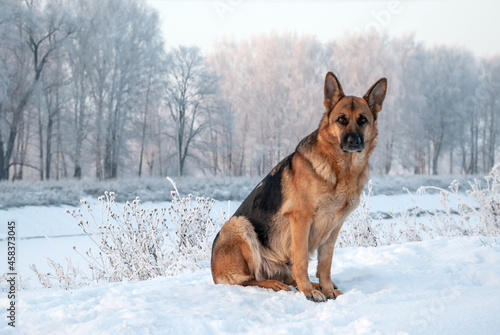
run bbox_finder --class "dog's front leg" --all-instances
[290,213,326,302]
[316,228,343,299]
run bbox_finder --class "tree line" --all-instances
[0,0,498,181]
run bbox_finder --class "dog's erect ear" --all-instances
[364,78,387,116]
[324,72,344,109]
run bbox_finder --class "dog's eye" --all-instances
[358,116,368,126]
[336,116,348,125]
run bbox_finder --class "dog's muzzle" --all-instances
[341,133,364,153]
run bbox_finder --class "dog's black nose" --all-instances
[341,133,364,152]
[347,134,362,146]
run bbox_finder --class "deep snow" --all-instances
[2,237,500,334]
[1,190,500,334]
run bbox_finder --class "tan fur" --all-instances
[211,216,260,285]
[211,72,387,302]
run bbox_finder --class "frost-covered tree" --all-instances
[477,56,500,172]
[207,32,324,175]
[1,4,498,180]
[420,46,477,175]
[39,43,69,180]
[79,0,166,179]
[165,46,217,176]
[0,0,74,180]
[137,51,166,177]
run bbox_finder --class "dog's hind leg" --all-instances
[211,233,253,285]
[212,216,292,292]
[244,279,291,292]
[212,243,290,291]
[211,217,262,286]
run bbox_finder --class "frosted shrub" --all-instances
[339,181,380,247]
[469,164,500,234]
[339,182,427,248]
[30,258,86,289]
[417,163,500,237]
[339,164,500,248]
[167,177,216,272]
[384,201,430,243]
[31,179,217,288]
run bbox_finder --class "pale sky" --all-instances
[146,0,500,57]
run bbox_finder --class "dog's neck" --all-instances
[297,126,376,189]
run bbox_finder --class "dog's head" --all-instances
[321,72,387,153]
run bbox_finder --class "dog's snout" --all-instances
[347,134,362,146]
[341,133,364,152]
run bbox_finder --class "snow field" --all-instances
[2,237,499,334]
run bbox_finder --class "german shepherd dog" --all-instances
[211,72,387,302]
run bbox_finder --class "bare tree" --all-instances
[77,0,166,179]
[165,46,215,176]
[421,46,476,175]
[207,33,324,175]
[478,56,500,172]
[138,49,166,177]
[0,0,74,180]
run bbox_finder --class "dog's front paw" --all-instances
[303,289,327,302]
[321,288,343,300]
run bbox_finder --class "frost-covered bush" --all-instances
[30,179,217,288]
[167,177,217,269]
[338,181,379,248]
[341,164,500,248]
[417,163,500,237]
[340,182,429,247]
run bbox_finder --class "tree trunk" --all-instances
[45,112,53,180]
[487,101,496,171]
[449,147,453,175]
[2,107,24,180]
[157,122,163,177]
[38,105,44,180]
[95,102,103,180]
[481,111,488,172]
[138,74,152,177]
[432,140,442,175]
[74,121,83,179]
[385,138,393,174]
[176,113,184,177]
[104,135,113,179]
[74,75,86,179]
[470,116,478,174]
[0,125,5,180]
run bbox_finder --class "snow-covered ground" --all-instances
[1,180,500,334]
[3,237,500,334]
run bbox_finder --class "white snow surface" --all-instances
[1,194,500,334]
[1,237,499,334]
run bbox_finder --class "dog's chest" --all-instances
[309,189,361,248]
